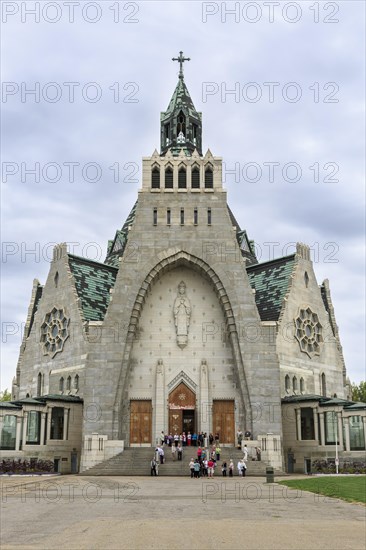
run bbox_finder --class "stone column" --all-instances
[363,417,366,450]
[319,412,325,446]
[296,409,302,441]
[46,408,52,442]
[155,359,165,443]
[15,416,22,450]
[63,408,69,440]
[313,410,319,442]
[343,417,350,451]
[200,360,209,435]
[0,415,3,447]
[173,164,178,190]
[22,411,29,447]
[187,165,192,190]
[40,412,47,446]
[337,413,344,449]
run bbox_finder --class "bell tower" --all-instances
[160,51,202,156]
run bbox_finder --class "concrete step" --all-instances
[80,446,284,477]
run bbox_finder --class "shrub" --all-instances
[311,459,366,474]
[0,458,55,474]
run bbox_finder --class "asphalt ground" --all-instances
[1,475,365,550]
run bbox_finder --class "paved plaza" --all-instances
[1,475,365,549]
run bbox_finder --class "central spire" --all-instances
[160,52,202,156]
[172,51,191,80]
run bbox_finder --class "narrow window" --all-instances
[164,123,170,145]
[66,376,71,392]
[178,167,186,188]
[191,166,200,188]
[194,208,198,225]
[304,271,309,288]
[165,167,173,188]
[293,376,298,393]
[167,209,171,225]
[301,408,315,440]
[205,166,213,188]
[50,408,64,440]
[151,167,160,189]
[37,372,42,397]
[285,375,290,392]
[74,374,79,391]
[0,415,17,450]
[153,208,157,226]
[321,373,326,397]
[192,123,198,146]
[59,377,64,393]
[54,271,59,288]
[177,110,186,137]
[26,411,41,444]
[207,208,212,225]
[300,377,305,393]
[180,208,184,225]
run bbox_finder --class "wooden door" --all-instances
[130,400,152,444]
[168,382,196,434]
[169,409,183,435]
[212,400,235,444]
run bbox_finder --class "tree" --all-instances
[0,389,11,402]
[351,381,366,403]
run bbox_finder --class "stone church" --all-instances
[2,54,365,474]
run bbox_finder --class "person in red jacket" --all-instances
[197,446,202,462]
[207,458,215,478]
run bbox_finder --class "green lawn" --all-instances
[278,476,366,504]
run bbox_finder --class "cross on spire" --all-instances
[172,51,191,80]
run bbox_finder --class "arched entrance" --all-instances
[168,382,195,435]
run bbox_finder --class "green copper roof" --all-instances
[41,394,83,403]
[0,402,22,409]
[105,201,137,267]
[247,254,296,321]
[282,394,324,403]
[162,78,202,122]
[27,283,43,337]
[282,395,365,409]
[68,255,118,321]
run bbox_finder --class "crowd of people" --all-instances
[158,431,220,447]
[150,430,262,477]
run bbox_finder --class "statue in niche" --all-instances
[156,359,163,374]
[173,281,191,349]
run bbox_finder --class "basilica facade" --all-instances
[2,56,365,474]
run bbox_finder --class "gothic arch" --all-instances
[113,249,253,440]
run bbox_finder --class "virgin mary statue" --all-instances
[173,281,191,349]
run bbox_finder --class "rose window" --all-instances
[41,307,70,357]
[294,307,323,358]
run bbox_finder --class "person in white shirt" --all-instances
[243,444,248,461]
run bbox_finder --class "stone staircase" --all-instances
[80,446,284,477]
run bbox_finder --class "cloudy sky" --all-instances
[1,1,365,391]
